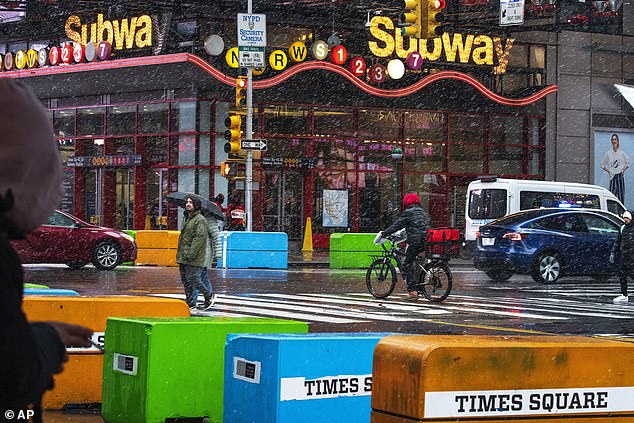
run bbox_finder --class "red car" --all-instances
[11,210,137,270]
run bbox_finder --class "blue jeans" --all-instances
[179,264,211,307]
[192,268,214,302]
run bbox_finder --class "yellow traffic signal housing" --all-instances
[220,161,238,178]
[426,0,446,38]
[224,114,242,154]
[235,76,247,108]
[400,0,422,38]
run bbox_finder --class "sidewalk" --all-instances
[287,250,473,269]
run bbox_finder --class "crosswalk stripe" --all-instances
[448,296,630,319]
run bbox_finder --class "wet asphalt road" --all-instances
[23,263,634,337]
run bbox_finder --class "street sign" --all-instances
[240,139,267,151]
[500,0,525,26]
[239,46,265,68]
[237,13,266,48]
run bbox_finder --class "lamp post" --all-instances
[391,147,403,215]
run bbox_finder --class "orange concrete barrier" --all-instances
[135,230,180,266]
[23,296,189,409]
[135,230,180,249]
[135,248,177,267]
[371,335,634,422]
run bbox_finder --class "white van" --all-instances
[464,177,626,242]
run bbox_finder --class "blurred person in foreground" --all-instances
[0,80,93,422]
[378,193,429,301]
[610,210,634,303]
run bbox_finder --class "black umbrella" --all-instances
[166,192,225,221]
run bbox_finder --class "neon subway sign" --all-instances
[368,16,513,74]
[0,13,152,72]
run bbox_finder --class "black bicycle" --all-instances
[366,231,453,302]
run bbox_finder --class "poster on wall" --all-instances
[594,131,634,210]
[323,189,348,227]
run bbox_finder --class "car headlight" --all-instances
[121,233,134,242]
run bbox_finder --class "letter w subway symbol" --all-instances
[290,44,307,62]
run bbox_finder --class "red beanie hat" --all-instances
[403,193,421,208]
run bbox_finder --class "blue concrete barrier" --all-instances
[224,332,389,423]
[24,288,79,296]
[224,231,288,269]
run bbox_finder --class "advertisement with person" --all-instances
[594,131,634,209]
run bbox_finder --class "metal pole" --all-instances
[245,0,253,231]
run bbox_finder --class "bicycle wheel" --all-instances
[366,259,397,298]
[418,261,452,302]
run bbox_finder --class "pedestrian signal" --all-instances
[224,114,242,154]
[399,0,422,38]
[235,76,247,108]
[220,161,238,178]
[427,0,446,37]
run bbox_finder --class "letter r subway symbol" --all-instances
[274,53,285,67]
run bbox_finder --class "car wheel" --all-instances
[92,241,121,270]
[485,270,513,282]
[532,253,561,284]
[65,261,88,270]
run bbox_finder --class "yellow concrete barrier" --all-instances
[135,230,180,249]
[371,335,634,422]
[23,296,189,409]
[135,248,177,267]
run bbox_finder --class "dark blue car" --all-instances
[474,208,623,283]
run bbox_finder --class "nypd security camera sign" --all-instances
[237,13,266,48]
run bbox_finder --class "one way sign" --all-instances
[241,139,267,151]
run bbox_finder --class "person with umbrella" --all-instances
[176,196,214,311]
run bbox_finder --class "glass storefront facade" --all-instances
[52,98,544,247]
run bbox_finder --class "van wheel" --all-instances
[486,270,513,282]
[532,253,561,284]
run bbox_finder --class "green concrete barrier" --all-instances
[330,233,387,269]
[122,230,137,266]
[102,316,308,423]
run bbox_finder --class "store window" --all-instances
[450,114,485,144]
[76,107,105,137]
[76,138,105,156]
[170,101,197,132]
[490,115,523,144]
[264,137,305,159]
[358,140,398,172]
[403,142,445,172]
[144,136,168,165]
[263,105,311,136]
[140,103,168,134]
[404,110,446,141]
[448,144,484,173]
[111,138,135,156]
[489,145,524,175]
[107,105,136,135]
[314,108,355,137]
[358,171,394,232]
[54,109,75,138]
[314,138,356,169]
[359,109,400,139]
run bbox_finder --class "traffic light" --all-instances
[220,161,238,178]
[399,0,422,38]
[235,76,247,108]
[224,114,242,154]
[426,0,446,37]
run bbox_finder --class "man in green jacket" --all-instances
[176,196,213,310]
